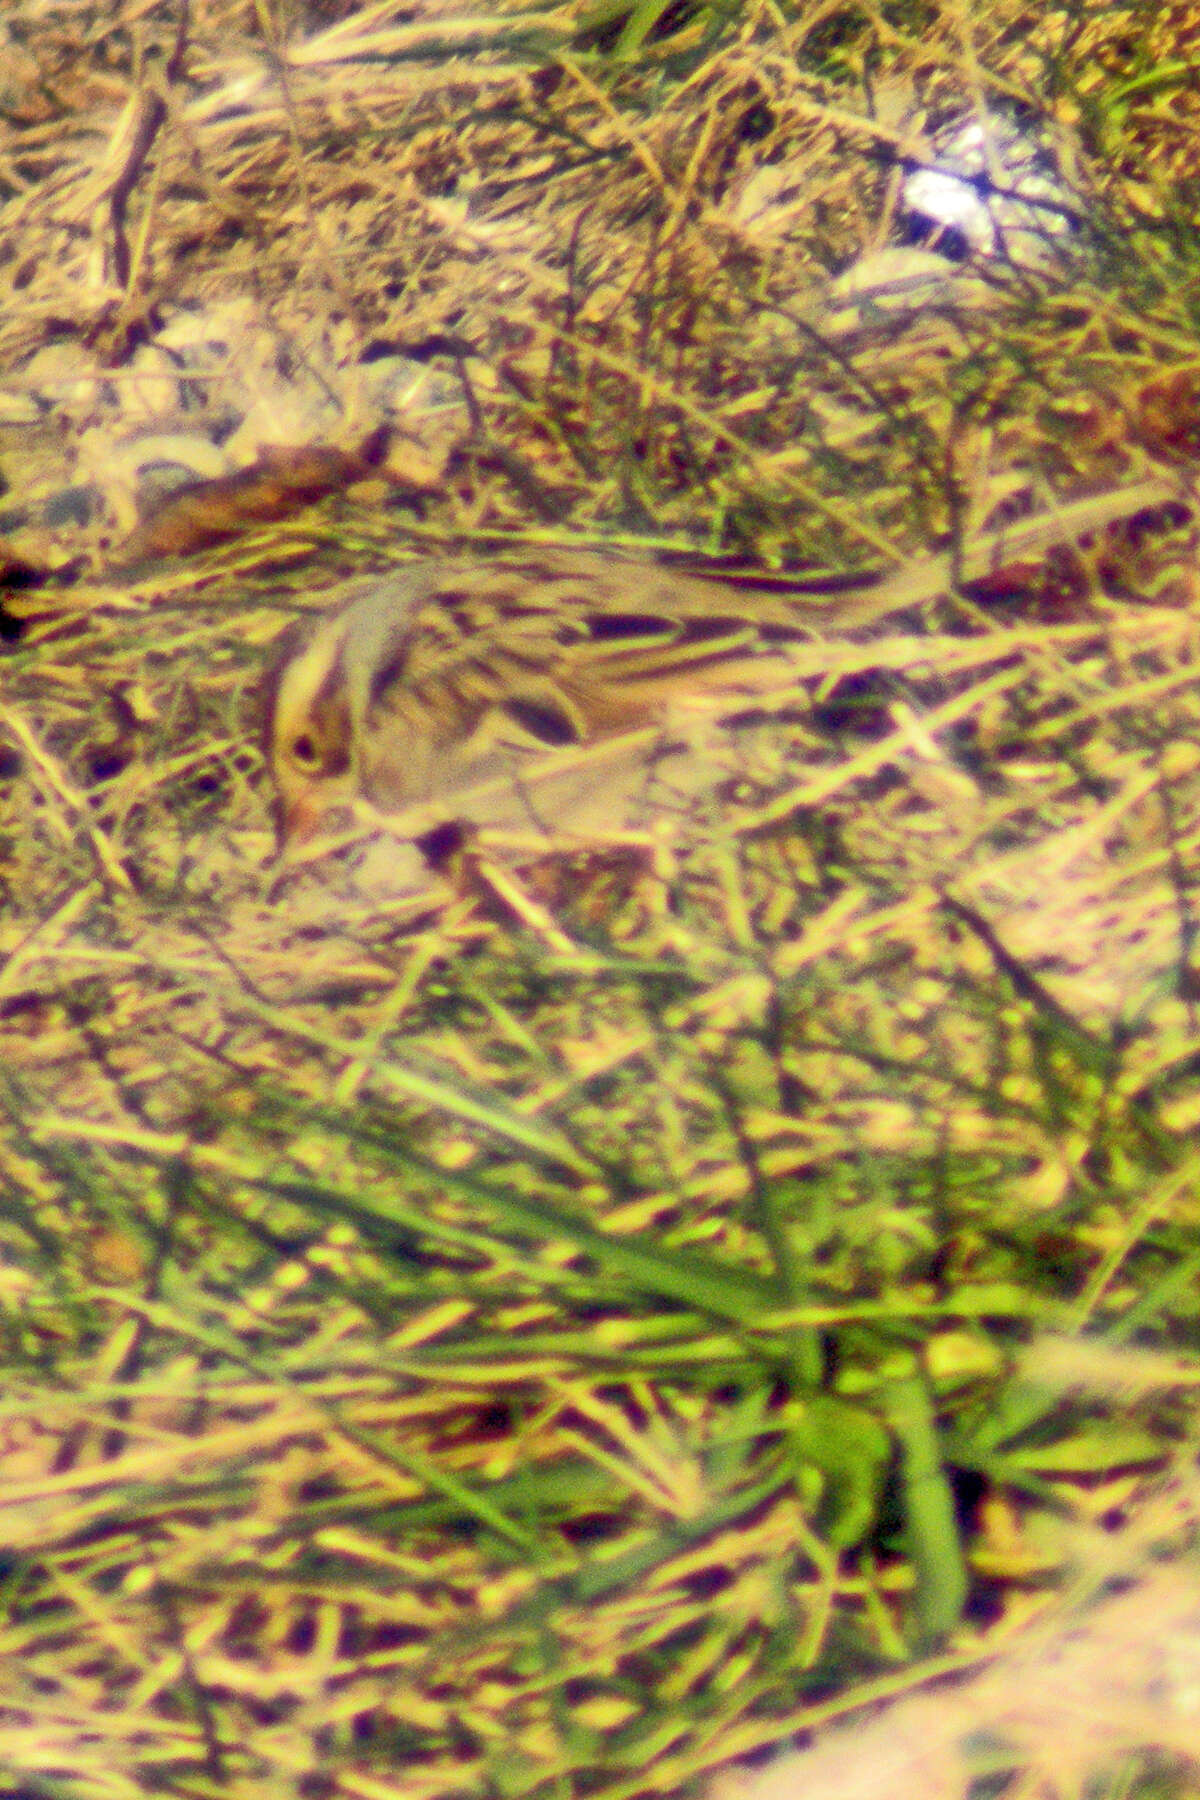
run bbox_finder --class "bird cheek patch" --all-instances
[302,691,352,778]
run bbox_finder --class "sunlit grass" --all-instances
[2,0,1200,1797]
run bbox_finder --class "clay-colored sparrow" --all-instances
[264,481,1180,850]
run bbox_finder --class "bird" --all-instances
[263,479,1182,853]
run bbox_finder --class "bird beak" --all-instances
[274,788,322,855]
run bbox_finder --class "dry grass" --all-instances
[3,1,1200,1797]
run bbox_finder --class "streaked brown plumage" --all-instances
[263,481,1180,850]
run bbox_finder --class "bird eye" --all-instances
[290,733,319,768]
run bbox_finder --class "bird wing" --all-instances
[336,474,1184,816]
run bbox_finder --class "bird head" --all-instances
[262,614,356,849]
